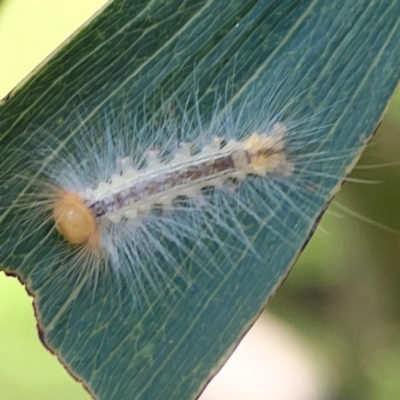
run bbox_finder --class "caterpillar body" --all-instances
[55,124,291,245]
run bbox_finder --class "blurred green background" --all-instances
[0,1,399,399]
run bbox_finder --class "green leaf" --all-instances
[1,1,399,399]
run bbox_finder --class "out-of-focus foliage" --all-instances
[271,93,400,400]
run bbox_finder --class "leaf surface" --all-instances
[1,1,399,399]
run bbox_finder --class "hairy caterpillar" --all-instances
[0,81,365,311]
